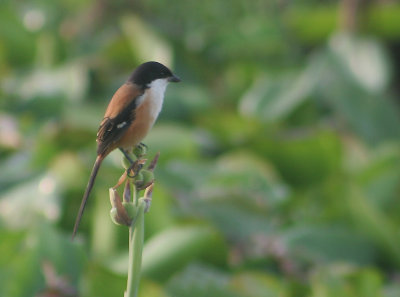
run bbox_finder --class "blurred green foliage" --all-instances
[1,0,400,296]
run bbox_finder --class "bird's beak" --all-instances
[168,74,181,83]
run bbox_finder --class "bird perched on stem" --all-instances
[72,61,180,239]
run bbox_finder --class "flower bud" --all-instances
[134,172,143,183]
[139,197,151,213]
[122,201,137,220]
[140,169,154,185]
[133,144,147,157]
[123,180,131,203]
[109,188,132,226]
[110,208,123,226]
[140,184,154,213]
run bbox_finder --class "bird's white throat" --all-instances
[143,78,169,121]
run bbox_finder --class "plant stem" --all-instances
[125,201,145,297]
[120,152,157,297]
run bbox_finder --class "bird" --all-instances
[72,61,180,238]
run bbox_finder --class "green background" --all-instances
[1,0,400,296]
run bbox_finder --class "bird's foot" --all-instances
[127,159,146,178]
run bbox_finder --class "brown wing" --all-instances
[96,83,144,156]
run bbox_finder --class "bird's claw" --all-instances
[127,159,145,178]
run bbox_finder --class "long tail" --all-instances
[72,155,104,239]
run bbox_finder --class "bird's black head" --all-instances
[128,61,180,87]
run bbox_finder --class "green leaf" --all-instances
[314,35,400,144]
[206,151,289,205]
[0,175,60,228]
[230,271,288,297]
[120,14,172,63]
[166,264,241,297]
[0,222,84,297]
[142,225,225,281]
[106,225,226,281]
[310,265,383,297]
[144,124,199,161]
[347,186,400,267]
[328,34,390,93]
[255,129,342,186]
[84,262,126,297]
[239,62,318,123]
[354,144,400,207]
[283,225,376,265]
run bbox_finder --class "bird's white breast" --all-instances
[142,78,168,122]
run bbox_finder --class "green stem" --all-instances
[125,201,145,297]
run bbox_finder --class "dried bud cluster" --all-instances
[110,150,159,227]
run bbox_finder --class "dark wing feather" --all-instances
[96,97,138,156]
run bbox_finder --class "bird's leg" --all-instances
[139,142,147,149]
[119,148,135,165]
[119,148,145,178]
